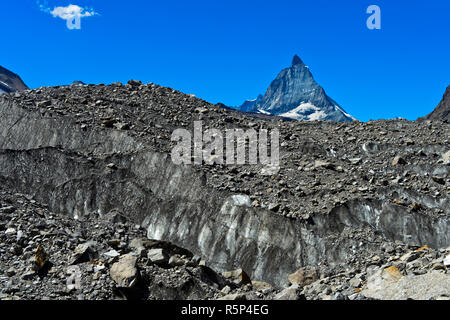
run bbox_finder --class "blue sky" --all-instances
[1,0,449,121]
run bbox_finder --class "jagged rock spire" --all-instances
[291,54,304,67]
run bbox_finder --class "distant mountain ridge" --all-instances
[420,86,450,121]
[0,66,28,94]
[236,55,355,122]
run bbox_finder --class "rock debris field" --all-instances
[0,81,448,300]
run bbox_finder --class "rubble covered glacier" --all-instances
[0,81,448,300]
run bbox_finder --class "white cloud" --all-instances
[37,2,98,29]
[50,4,97,20]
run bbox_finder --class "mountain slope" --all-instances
[420,86,450,121]
[237,55,355,122]
[0,65,28,94]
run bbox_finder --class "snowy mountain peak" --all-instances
[236,55,356,122]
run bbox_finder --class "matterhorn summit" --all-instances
[237,55,355,122]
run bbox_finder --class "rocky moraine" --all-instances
[0,81,448,300]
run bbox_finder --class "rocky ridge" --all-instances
[420,86,450,122]
[0,66,28,94]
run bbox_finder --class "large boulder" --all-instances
[109,254,140,288]
[274,285,304,300]
[222,268,252,286]
[69,242,98,265]
[361,267,450,300]
[147,248,169,266]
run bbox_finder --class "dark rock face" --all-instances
[420,86,450,121]
[237,55,355,122]
[0,82,449,299]
[0,66,28,94]
[239,94,263,113]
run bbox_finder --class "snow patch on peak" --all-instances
[308,110,327,121]
[280,103,326,121]
[0,80,11,90]
[334,105,356,121]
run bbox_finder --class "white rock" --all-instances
[274,285,302,300]
[231,195,252,207]
[103,250,120,258]
[5,228,16,235]
[444,254,450,267]
[148,248,169,265]
[94,265,106,272]
[442,150,450,164]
